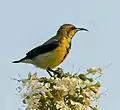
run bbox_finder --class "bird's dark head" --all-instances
[57,24,88,39]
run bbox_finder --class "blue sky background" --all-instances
[0,0,119,109]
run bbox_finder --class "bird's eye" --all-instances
[70,26,76,30]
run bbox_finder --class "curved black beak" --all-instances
[76,28,88,32]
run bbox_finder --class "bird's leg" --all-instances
[48,67,56,72]
[47,67,59,77]
[46,68,53,77]
[47,67,63,78]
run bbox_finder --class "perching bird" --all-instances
[13,24,88,75]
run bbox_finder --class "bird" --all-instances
[13,24,88,76]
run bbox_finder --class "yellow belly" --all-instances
[32,45,68,69]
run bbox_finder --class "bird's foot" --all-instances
[46,67,64,77]
[46,68,53,77]
[46,67,59,77]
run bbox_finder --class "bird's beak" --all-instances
[76,28,88,32]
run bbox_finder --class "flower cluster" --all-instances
[16,67,103,110]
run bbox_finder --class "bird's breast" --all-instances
[59,37,71,63]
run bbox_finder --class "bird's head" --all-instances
[57,24,88,39]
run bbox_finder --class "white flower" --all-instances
[56,100,71,110]
[87,67,103,74]
[70,100,86,110]
[54,77,84,96]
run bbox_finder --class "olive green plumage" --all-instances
[13,24,88,70]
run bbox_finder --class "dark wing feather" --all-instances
[26,40,59,59]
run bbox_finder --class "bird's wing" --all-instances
[26,40,60,59]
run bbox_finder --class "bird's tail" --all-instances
[12,57,27,63]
